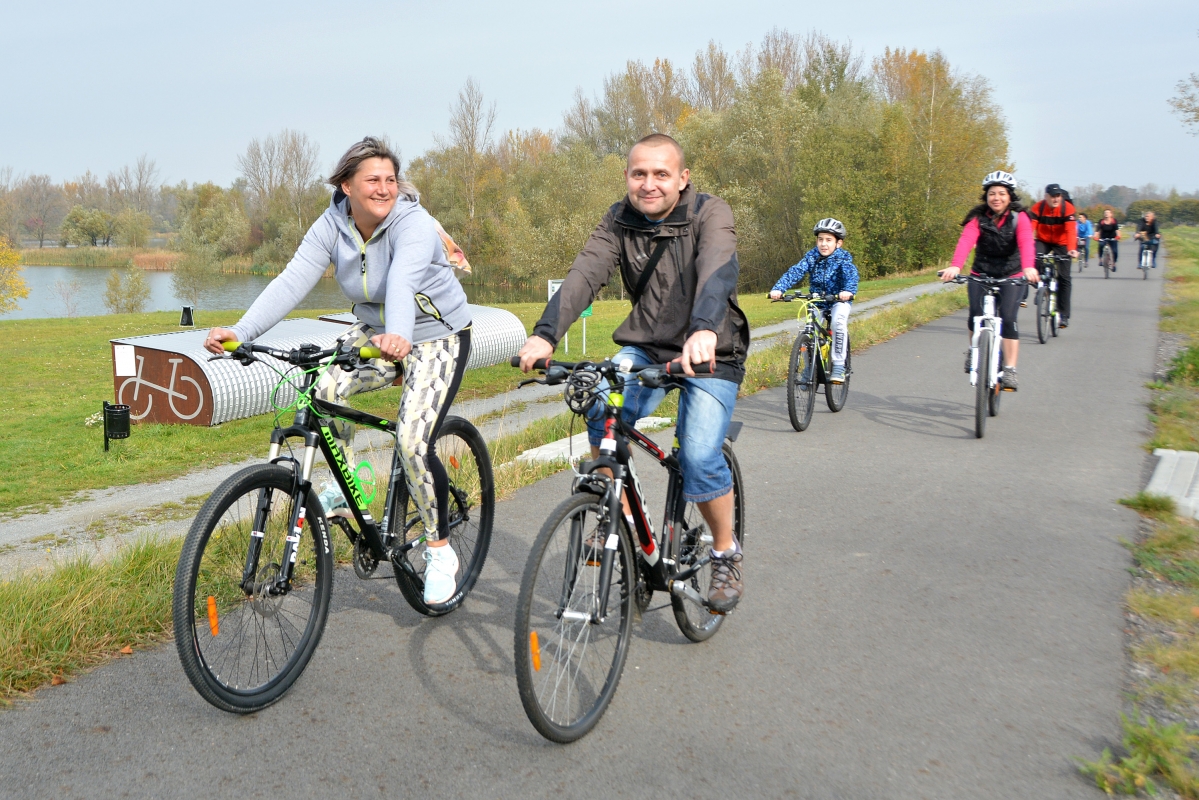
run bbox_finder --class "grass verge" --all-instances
[1076,227,1199,797]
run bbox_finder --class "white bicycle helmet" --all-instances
[813,218,847,239]
[982,171,1016,190]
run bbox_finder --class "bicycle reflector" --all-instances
[530,631,541,671]
[103,400,131,452]
[206,596,219,637]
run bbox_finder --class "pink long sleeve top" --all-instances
[951,211,1035,275]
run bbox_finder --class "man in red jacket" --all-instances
[1028,183,1079,327]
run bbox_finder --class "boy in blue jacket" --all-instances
[769,218,860,383]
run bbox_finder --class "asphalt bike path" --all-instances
[0,259,1162,798]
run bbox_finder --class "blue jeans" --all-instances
[585,346,738,502]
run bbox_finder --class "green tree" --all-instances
[114,208,152,247]
[171,248,219,309]
[103,265,151,314]
[0,236,29,314]
[60,205,110,246]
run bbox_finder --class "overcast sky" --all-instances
[2,0,1196,195]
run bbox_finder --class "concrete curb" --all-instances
[1146,448,1199,519]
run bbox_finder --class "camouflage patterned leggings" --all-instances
[315,322,471,541]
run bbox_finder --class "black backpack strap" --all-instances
[630,239,670,304]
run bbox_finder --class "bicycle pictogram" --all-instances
[117,354,204,421]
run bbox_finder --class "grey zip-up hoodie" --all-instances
[230,191,471,344]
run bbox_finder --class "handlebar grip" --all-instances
[359,346,382,360]
[222,341,242,352]
[665,362,714,376]
[510,356,551,370]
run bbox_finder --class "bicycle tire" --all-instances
[514,492,634,743]
[989,352,1002,416]
[173,464,333,713]
[1036,288,1050,344]
[671,441,745,642]
[1102,247,1112,278]
[825,338,851,412]
[392,416,495,616]
[1050,302,1058,337]
[975,330,991,439]
[787,333,817,431]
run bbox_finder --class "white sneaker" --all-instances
[422,544,459,605]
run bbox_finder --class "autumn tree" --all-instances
[0,236,29,314]
[103,265,151,314]
[443,78,497,222]
[237,130,325,268]
[17,174,65,247]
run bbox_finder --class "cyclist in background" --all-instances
[1028,183,1078,328]
[768,218,860,384]
[203,137,473,606]
[516,133,750,613]
[1137,211,1162,268]
[1076,212,1094,268]
[1096,208,1121,271]
[938,171,1039,391]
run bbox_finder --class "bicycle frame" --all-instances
[969,293,1003,389]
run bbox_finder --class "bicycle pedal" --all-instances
[1001,386,1016,393]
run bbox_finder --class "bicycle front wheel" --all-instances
[825,339,851,412]
[975,330,992,439]
[392,416,495,616]
[1036,288,1050,344]
[1102,248,1112,278]
[671,442,745,642]
[787,333,817,431]
[514,493,634,743]
[173,464,333,713]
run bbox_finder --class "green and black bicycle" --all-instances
[172,340,494,713]
[775,290,852,431]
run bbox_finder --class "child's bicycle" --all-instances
[172,340,494,713]
[508,356,745,742]
[772,290,852,431]
[947,274,1026,439]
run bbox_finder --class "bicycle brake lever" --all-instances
[518,377,547,388]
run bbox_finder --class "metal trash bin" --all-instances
[103,400,131,451]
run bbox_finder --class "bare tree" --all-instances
[1171,73,1199,134]
[686,41,738,112]
[443,78,496,220]
[237,135,282,211]
[53,279,82,317]
[113,155,160,214]
[238,130,320,230]
[562,89,601,149]
[17,175,65,247]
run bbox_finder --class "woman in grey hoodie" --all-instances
[204,137,472,606]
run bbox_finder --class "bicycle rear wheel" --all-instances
[975,330,992,439]
[670,442,745,642]
[392,416,495,616]
[787,333,817,431]
[173,464,333,713]
[1036,288,1050,344]
[515,493,634,743]
[825,339,851,412]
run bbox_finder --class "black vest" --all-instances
[973,211,1022,278]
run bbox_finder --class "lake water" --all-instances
[2,266,545,320]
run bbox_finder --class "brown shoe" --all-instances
[708,551,743,613]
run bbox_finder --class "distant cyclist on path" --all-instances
[1096,209,1121,272]
[1137,211,1162,268]
[1076,212,1093,268]
[1028,184,1078,328]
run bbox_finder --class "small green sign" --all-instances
[580,305,593,318]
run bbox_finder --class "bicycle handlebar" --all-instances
[219,341,384,366]
[508,355,713,376]
[769,291,851,303]
[947,275,1028,286]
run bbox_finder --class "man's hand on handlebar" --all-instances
[205,327,239,355]
[674,329,717,378]
[368,333,411,361]
[938,266,961,282]
[516,335,555,373]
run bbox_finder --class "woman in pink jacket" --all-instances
[939,171,1040,391]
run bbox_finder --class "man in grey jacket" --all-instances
[517,133,749,612]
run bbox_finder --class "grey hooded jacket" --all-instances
[230,191,471,344]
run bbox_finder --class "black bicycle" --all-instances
[1077,237,1089,271]
[172,340,494,713]
[775,290,852,431]
[1099,238,1117,278]
[1035,253,1069,343]
[509,356,745,742]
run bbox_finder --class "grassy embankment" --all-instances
[20,247,181,270]
[0,267,962,702]
[1078,227,1199,797]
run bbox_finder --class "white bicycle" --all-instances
[948,274,1026,439]
[117,354,204,420]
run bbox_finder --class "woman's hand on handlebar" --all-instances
[516,335,555,373]
[938,266,961,282]
[205,327,239,355]
[674,330,717,377]
[1023,266,1041,284]
[369,333,411,361]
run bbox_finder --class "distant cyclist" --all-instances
[1136,211,1162,268]
[1096,208,1121,271]
[1028,183,1078,328]
[939,171,1039,391]
[768,218,860,384]
[1076,212,1094,268]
